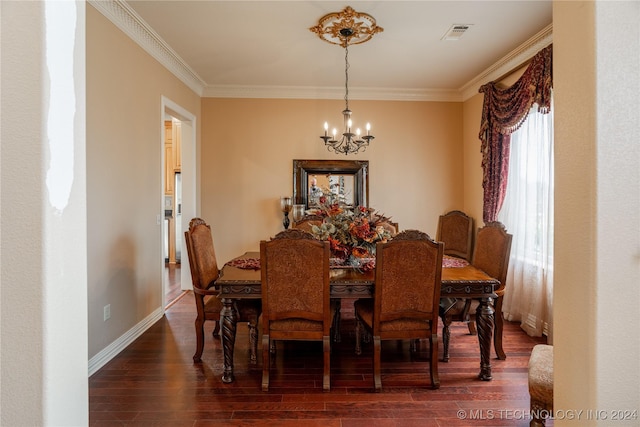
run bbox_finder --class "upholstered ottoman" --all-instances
[528,344,553,427]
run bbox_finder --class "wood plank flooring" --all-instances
[164,263,185,306]
[90,277,550,427]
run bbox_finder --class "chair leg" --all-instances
[261,334,270,391]
[332,299,342,343]
[429,333,440,389]
[363,329,371,344]
[323,335,331,391]
[373,336,382,392]
[442,316,452,362]
[467,319,477,335]
[460,299,477,335]
[193,317,205,363]
[494,296,506,360]
[355,316,362,355]
[212,320,220,338]
[530,399,547,427]
[248,319,259,365]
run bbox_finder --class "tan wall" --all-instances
[86,5,201,359]
[462,92,485,226]
[200,98,463,264]
[554,1,598,415]
[554,1,640,421]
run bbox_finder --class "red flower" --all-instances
[350,218,377,242]
[352,246,371,258]
[327,204,344,216]
[328,236,350,259]
[360,259,376,271]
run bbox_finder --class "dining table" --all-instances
[215,251,499,384]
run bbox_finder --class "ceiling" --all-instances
[121,1,552,100]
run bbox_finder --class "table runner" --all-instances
[225,255,469,270]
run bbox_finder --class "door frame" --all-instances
[160,96,197,308]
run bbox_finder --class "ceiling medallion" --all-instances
[309,6,383,48]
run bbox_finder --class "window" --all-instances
[497,100,554,337]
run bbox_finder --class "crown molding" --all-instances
[93,0,549,103]
[459,24,553,101]
[202,85,462,102]
[89,0,206,96]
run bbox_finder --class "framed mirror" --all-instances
[293,159,369,209]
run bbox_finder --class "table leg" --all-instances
[221,298,238,383]
[476,296,495,381]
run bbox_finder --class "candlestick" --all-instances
[280,196,293,229]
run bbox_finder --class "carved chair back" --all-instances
[259,228,332,391]
[472,221,512,295]
[436,210,475,261]
[374,230,444,335]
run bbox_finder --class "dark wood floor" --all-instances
[90,273,550,427]
[164,263,186,307]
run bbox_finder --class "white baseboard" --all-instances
[88,307,164,376]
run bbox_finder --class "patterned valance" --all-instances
[478,45,553,222]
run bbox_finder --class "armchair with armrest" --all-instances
[184,218,223,363]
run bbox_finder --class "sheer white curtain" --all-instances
[497,101,554,339]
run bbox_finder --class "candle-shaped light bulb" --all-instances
[347,119,352,132]
[356,128,361,137]
[323,122,328,136]
[366,123,371,135]
[332,128,337,140]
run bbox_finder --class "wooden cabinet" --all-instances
[165,121,174,195]
[172,121,181,171]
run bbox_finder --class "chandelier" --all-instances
[310,6,383,155]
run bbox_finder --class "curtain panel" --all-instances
[478,45,553,223]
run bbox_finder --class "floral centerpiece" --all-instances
[309,195,393,269]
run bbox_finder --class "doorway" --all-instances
[161,97,196,309]
[163,118,182,304]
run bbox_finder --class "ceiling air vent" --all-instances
[441,24,472,41]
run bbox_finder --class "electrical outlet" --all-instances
[104,304,111,321]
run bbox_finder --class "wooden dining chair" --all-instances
[440,221,512,362]
[184,218,223,363]
[436,210,475,262]
[354,229,444,391]
[260,228,333,391]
